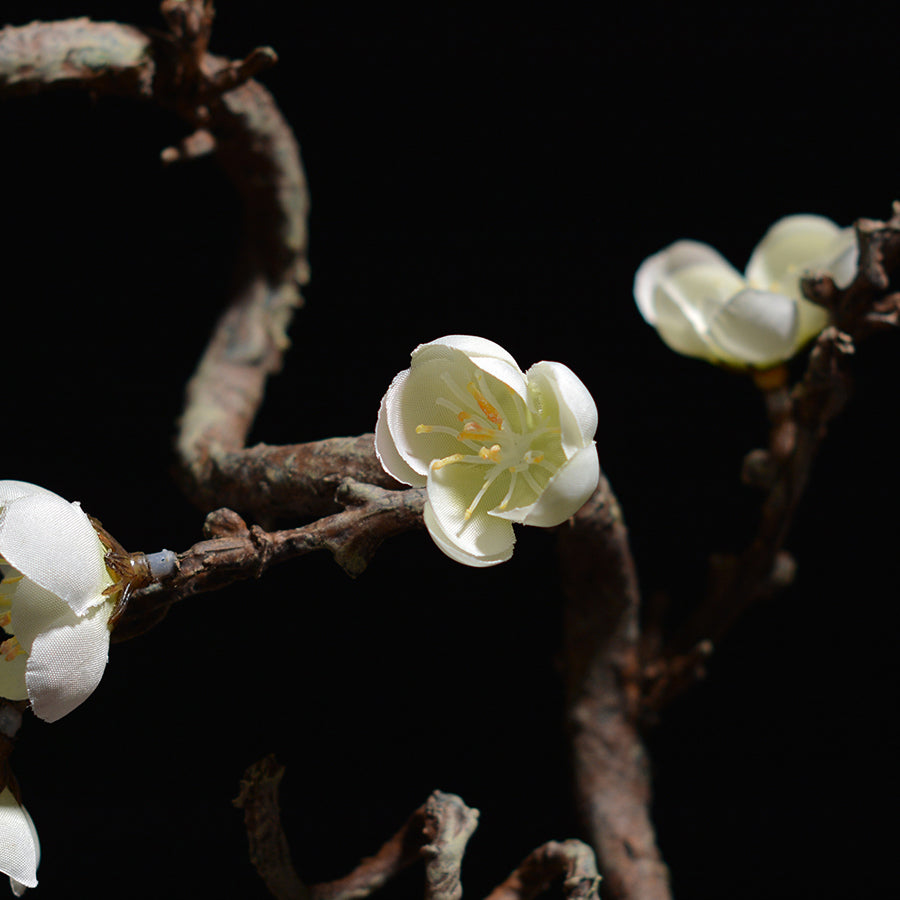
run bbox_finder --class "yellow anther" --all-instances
[0,574,23,585]
[432,453,464,470]
[477,445,502,462]
[0,612,10,629]
[467,383,503,427]
[0,637,23,663]
[459,421,492,441]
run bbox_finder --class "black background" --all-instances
[1,2,898,898]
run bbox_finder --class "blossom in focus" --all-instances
[0,481,117,723]
[0,787,39,896]
[376,335,599,566]
[634,214,858,368]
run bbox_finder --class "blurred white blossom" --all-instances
[634,214,858,368]
[0,786,39,896]
[376,336,599,566]
[0,481,116,723]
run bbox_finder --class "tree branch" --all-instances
[655,207,900,681]
[0,12,312,514]
[557,476,672,900]
[236,758,483,900]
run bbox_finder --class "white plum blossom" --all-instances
[0,786,39,896]
[0,481,117,723]
[634,214,858,368]
[376,335,599,567]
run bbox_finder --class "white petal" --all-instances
[7,578,74,656]
[491,443,599,527]
[0,788,38,893]
[0,492,113,617]
[525,362,597,455]
[634,240,738,324]
[745,214,856,296]
[411,336,529,401]
[374,373,428,486]
[822,229,859,288]
[0,649,28,702]
[0,482,57,507]
[412,334,520,369]
[706,288,798,366]
[644,291,719,361]
[795,298,830,348]
[425,465,515,566]
[379,357,476,479]
[25,601,112,722]
[642,259,747,363]
[423,502,513,566]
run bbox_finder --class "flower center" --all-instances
[0,561,24,661]
[416,372,563,534]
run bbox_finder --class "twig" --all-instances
[113,484,426,641]
[484,840,601,900]
[236,760,481,900]
[309,806,429,900]
[234,755,308,900]
[660,208,900,668]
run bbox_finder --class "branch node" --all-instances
[250,524,276,577]
[208,46,279,95]
[741,448,775,490]
[203,507,249,538]
[420,791,480,900]
[161,126,216,163]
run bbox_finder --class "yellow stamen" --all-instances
[432,453,464,470]
[499,470,519,510]
[460,421,493,441]
[461,469,504,525]
[416,424,433,434]
[0,637,23,662]
[0,612,10,629]
[467,383,503,427]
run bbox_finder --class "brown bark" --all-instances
[558,479,671,900]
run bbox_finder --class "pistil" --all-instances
[416,371,564,531]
